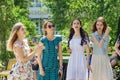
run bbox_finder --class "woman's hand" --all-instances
[87,64,92,73]
[40,69,45,76]
[104,27,111,37]
[67,49,72,53]
[38,42,45,50]
[35,42,45,54]
[58,69,63,78]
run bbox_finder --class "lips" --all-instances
[98,28,102,30]
[75,26,78,28]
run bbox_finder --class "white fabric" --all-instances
[66,38,88,80]
[89,54,113,80]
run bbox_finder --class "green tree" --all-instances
[44,0,120,46]
[0,0,36,63]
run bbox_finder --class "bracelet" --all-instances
[102,37,106,41]
[59,66,63,71]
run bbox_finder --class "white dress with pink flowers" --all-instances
[8,40,33,80]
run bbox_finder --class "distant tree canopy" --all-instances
[44,0,120,46]
[0,0,120,62]
[0,0,36,63]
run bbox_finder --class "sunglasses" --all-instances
[48,25,55,28]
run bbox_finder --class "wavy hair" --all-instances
[7,22,24,51]
[68,18,89,48]
[92,17,107,33]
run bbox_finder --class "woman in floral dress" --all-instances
[7,22,44,80]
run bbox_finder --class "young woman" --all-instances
[66,18,92,80]
[37,20,63,80]
[110,34,120,67]
[7,22,44,80]
[89,17,113,80]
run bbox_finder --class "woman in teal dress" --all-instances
[37,20,63,80]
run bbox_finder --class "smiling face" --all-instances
[72,19,81,31]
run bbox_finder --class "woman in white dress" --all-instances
[66,18,92,80]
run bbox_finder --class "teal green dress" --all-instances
[38,36,62,80]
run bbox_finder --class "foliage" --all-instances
[44,0,120,47]
[0,0,36,63]
[113,66,120,80]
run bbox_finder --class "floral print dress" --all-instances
[8,40,33,80]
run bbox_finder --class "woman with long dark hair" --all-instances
[66,18,92,80]
[89,17,113,80]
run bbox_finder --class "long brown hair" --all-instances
[68,18,89,48]
[7,22,24,51]
[92,17,107,33]
[43,20,53,35]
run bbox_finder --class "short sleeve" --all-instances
[58,37,62,42]
[56,36,62,43]
[39,37,44,43]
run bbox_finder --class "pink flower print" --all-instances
[26,77,30,80]
[20,66,25,73]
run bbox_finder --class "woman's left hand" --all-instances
[87,65,92,73]
[38,42,45,50]
[58,69,63,78]
[36,42,45,54]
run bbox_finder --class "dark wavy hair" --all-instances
[92,17,107,33]
[68,18,89,48]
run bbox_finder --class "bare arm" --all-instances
[85,45,90,65]
[37,51,43,70]
[14,45,36,63]
[85,44,92,72]
[58,41,63,68]
[37,42,45,70]
[67,49,71,53]
[91,27,110,48]
[91,34,107,48]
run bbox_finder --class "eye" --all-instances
[73,23,76,25]
[22,28,26,31]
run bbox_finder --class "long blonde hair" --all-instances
[7,22,24,51]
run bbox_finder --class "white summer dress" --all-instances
[66,38,88,80]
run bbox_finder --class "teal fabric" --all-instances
[92,31,109,55]
[38,36,62,80]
